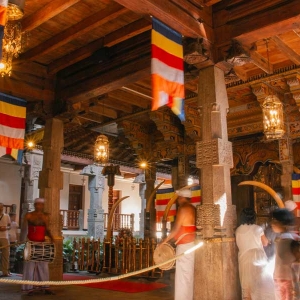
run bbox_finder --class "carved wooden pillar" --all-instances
[194,66,240,300]
[144,164,156,239]
[38,118,64,281]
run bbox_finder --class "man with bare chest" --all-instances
[20,198,54,295]
[160,188,196,300]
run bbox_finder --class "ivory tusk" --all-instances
[106,196,130,240]
[238,181,284,208]
[146,180,165,212]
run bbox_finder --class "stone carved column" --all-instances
[38,118,64,281]
[81,164,105,240]
[194,66,240,300]
[22,150,43,218]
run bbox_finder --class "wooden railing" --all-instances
[60,210,134,232]
[70,237,161,278]
[60,209,83,230]
[103,213,134,232]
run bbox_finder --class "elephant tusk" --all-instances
[238,181,284,208]
[146,180,165,212]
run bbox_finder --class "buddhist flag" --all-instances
[151,17,185,121]
[292,174,300,216]
[0,0,8,61]
[156,188,176,222]
[191,185,201,207]
[0,93,26,163]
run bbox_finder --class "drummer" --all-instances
[20,197,54,295]
[159,188,196,300]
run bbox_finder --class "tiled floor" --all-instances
[0,272,174,300]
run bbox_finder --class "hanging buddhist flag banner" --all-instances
[151,17,185,121]
[0,0,8,61]
[0,92,26,163]
[292,173,300,216]
[191,185,201,207]
[156,187,176,222]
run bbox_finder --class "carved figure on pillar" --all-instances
[81,164,105,240]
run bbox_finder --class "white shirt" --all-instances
[0,214,11,239]
[9,221,18,242]
[236,224,264,258]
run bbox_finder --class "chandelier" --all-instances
[94,134,109,165]
[261,95,285,140]
[0,21,22,77]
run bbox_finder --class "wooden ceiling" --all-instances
[2,0,300,168]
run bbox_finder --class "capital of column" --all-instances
[196,139,233,168]
[81,164,105,191]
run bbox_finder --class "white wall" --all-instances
[60,172,90,229]
[0,160,22,219]
[102,179,141,232]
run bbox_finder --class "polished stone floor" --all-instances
[0,272,174,300]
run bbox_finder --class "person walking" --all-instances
[236,207,275,300]
[0,203,11,277]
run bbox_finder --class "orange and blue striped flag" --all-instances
[0,0,8,61]
[0,93,26,163]
[151,17,185,121]
[292,174,300,216]
[191,185,201,207]
[156,188,176,222]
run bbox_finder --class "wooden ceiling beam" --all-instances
[0,77,54,102]
[48,18,151,75]
[271,35,300,65]
[249,50,273,74]
[61,55,151,103]
[59,31,150,86]
[114,0,213,40]
[100,97,133,113]
[215,0,300,60]
[77,113,105,124]
[21,0,80,32]
[18,2,127,62]
[108,90,150,109]
[89,105,118,119]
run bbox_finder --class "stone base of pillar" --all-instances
[49,237,63,281]
[194,238,240,300]
[88,209,105,240]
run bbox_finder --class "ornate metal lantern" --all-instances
[94,134,109,165]
[261,95,285,140]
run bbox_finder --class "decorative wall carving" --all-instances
[196,139,233,168]
[231,138,279,175]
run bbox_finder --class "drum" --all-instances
[153,243,175,270]
[24,242,56,262]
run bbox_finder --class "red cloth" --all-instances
[174,225,196,245]
[27,225,46,242]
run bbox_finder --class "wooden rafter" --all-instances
[114,0,213,40]
[249,49,273,74]
[108,90,150,109]
[89,105,118,119]
[18,2,127,62]
[47,18,151,74]
[21,0,80,32]
[271,35,300,65]
[99,97,133,114]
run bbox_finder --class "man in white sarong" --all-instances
[160,188,196,300]
[20,198,54,295]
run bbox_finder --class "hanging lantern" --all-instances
[261,95,285,140]
[94,134,109,165]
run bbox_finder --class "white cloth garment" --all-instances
[236,224,275,300]
[175,241,195,300]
